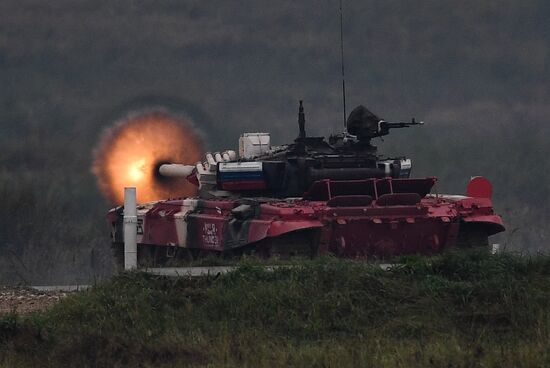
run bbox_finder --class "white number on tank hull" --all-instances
[202,223,220,247]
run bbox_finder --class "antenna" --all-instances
[339,0,347,132]
[298,100,306,139]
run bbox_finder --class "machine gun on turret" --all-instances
[346,105,423,141]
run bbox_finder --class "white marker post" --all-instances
[123,187,138,270]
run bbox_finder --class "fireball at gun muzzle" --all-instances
[92,110,203,204]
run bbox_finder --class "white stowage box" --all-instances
[239,133,271,159]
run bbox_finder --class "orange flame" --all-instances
[92,110,203,204]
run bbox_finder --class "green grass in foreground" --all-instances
[2,250,550,367]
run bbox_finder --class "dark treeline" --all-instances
[0,0,548,283]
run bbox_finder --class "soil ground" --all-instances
[0,287,69,314]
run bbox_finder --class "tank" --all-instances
[107,102,505,266]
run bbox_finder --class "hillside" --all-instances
[0,0,549,283]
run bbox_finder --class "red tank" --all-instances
[107,103,504,265]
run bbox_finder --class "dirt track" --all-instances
[0,287,68,314]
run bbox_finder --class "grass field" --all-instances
[2,250,550,367]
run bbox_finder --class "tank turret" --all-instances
[158,101,423,198]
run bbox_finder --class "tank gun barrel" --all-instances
[158,164,195,177]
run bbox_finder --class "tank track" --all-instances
[112,229,320,270]
[112,225,489,270]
